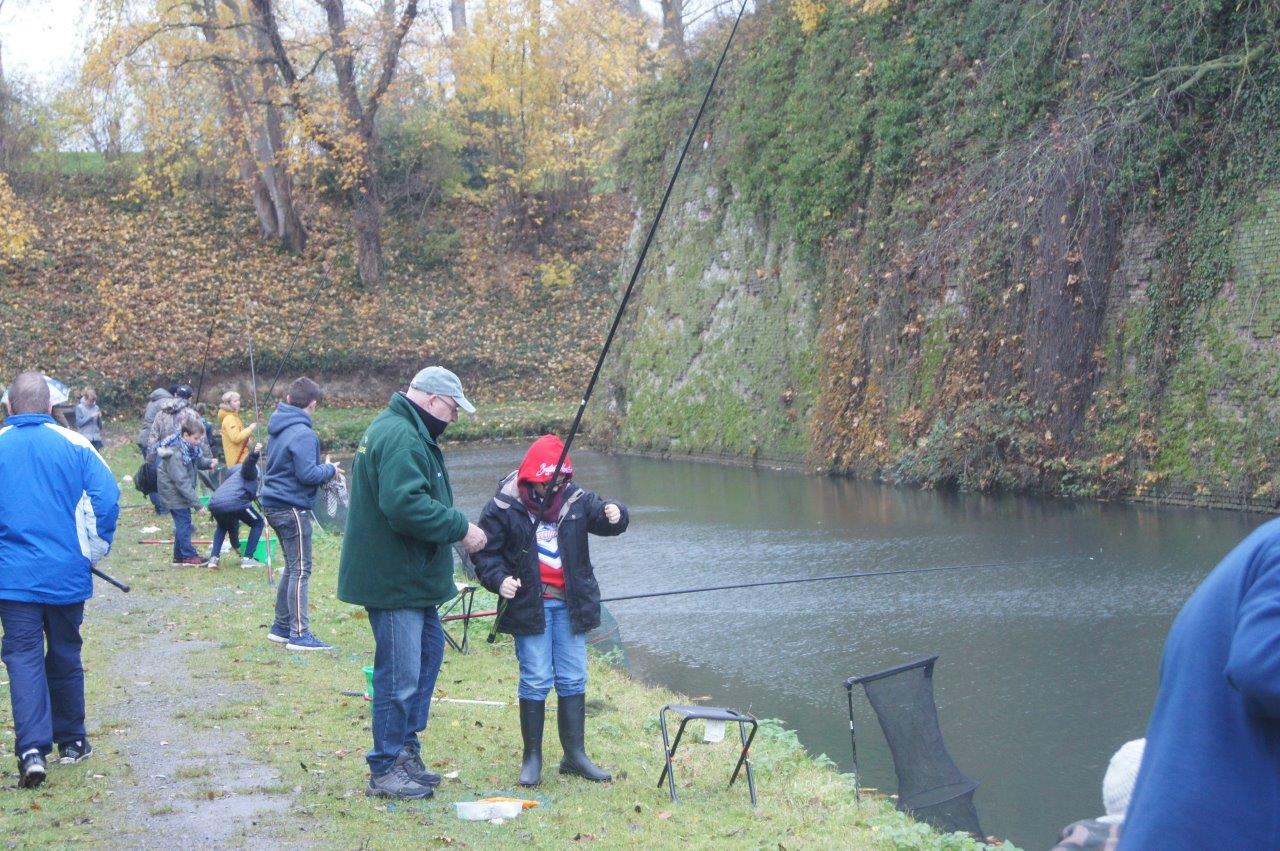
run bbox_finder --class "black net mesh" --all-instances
[586,603,628,668]
[856,658,983,838]
[313,477,349,534]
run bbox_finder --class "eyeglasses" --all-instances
[431,395,459,416]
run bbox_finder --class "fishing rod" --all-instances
[193,313,218,404]
[464,561,1033,625]
[247,324,261,427]
[247,321,273,584]
[488,0,751,642]
[266,320,307,398]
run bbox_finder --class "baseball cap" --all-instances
[409,366,475,414]
[174,384,195,399]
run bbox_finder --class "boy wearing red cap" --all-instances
[474,434,629,787]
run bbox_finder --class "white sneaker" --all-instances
[241,557,262,569]
[206,557,220,568]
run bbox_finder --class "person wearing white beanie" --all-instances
[1051,738,1146,850]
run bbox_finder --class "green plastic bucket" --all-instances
[244,537,277,562]
[363,665,375,699]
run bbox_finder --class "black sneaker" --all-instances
[58,739,93,764]
[18,749,46,788]
[366,751,434,799]
[402,747,442,787]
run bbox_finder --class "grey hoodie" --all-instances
[260,404,336,510]
[138,388,172,447]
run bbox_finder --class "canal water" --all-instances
[440,442,1266,847]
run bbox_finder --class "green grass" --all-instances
[0,445,1013,849]
[312,401,578,451]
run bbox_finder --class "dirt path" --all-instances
[86,582,308,848]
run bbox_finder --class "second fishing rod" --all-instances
[486,0,751,641]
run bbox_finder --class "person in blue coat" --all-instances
[1122,518,1280,849]
[0,372,120,788]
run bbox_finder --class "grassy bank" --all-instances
[1,445,1013,849]
[312,400,577,452]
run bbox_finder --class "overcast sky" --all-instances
[0,0,88,86]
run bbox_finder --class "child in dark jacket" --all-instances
[206,443,265,568]
[474,435,629,788]
[156,420,216,565]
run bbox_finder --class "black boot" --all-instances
[518,698,545,787]
[557,693,611,782]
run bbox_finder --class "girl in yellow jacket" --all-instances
[218,391,257,466]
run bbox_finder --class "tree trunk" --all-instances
[351,165,385,288]
[254,0,417,287]
[659,0,685,58]
[450,0,466,35]
[245,1,306,252]
[256,101,306,253]
[230,0,307,253]
[201,0,308,252]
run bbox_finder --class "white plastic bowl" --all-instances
[455,800,524,821]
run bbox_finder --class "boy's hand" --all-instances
[604,503,621,524]
[462,522,487,554]
[499,576,521,599]
[254,442,263,453]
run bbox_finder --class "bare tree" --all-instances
[0,0,8,147]
[252,0,419,289]
[659,0,685,58]
[194,0,306,252]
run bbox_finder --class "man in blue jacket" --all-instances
[0,372,120,788]
[1122,518,1280,849]
[261,377,339,651]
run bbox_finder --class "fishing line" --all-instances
[488,0,751,641]
[598,559,1034,603]
[462,560,1036,623]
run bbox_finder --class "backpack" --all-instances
[135,458,159,496]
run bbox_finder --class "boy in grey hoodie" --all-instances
[261,377,339,651]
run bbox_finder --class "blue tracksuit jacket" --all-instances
[0,413,120,604]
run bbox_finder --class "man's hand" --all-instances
[462,522,487,554]
[499,576,521,599]
[604,503,621,524]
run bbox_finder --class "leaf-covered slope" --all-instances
[0,182,631,407]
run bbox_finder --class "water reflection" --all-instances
[438,442,1264,847]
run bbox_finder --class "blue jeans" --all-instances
[267,508,313,638]
[514,598,588,701]
[0,600,86,756]
[171,508,197,561]
[366,607,444,776]
[209,507,264,562]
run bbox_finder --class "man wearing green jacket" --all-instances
[337,366,487,799]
